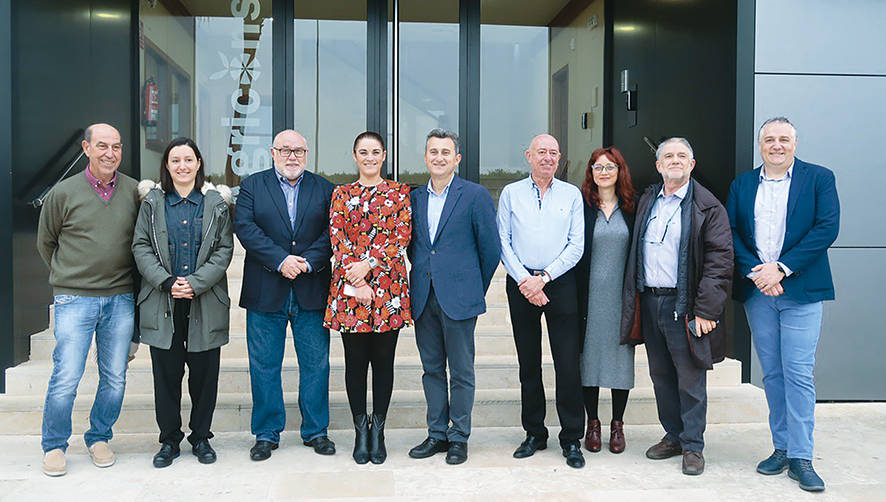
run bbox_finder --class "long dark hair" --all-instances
[160,137,206,194]
[581,146,636,214]
[352,131,385,151]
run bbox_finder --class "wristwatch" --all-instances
[541,271,551,284]
[367,256,379,268]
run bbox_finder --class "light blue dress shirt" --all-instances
[753,163,793,276]
[427,174,454,245]
[643,181,688,288]
[497,176,584,282]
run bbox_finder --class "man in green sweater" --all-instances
[36,123,140,477]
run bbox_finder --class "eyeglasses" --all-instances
[272,147,307,158]
[591,163,618,173]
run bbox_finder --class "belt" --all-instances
[646,287,677,296]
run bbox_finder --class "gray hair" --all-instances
[425,128,460,155]
[758,116,797,143]
[84,124,95,143]
[655,137,694,161]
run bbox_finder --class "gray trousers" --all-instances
[641,291,707,452]
[415,287,477,443]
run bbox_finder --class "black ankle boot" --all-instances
[353,414,370,464]
[368,413,387,464]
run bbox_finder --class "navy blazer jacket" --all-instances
[726,158,840,304]
[408,175,501,321]
[234,169,335,312]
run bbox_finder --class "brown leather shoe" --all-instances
[645,438,682,459]
[583,419,601,452]
[609,420,625,453]
[682,450,705,475]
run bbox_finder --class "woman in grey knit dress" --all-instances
[574,147,638,454]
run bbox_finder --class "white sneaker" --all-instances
[42,448,66,477]
[88,441,116,468]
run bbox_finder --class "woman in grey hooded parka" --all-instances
[132,137,233,469]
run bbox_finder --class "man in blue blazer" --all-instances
[726,117,840,492]
[407,129,500,465]
[234,129,336,461]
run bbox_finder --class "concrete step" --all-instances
[0,384,767,435]
[3,349,744,396]
[27,327,533,361]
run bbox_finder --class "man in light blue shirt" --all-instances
[497,134,586,469]
[408,129,500,465]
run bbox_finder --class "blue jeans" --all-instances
[41,293,134,452]
[744,289,822,460]
[246,288,330,443]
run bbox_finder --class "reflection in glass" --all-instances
[139,1,274,188]
[294,4,367,185]
[396,1,459,187]
[479,24,549,200]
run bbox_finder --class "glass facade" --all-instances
[137,0,605,194]
[139,0,274,187]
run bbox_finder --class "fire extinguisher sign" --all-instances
[143,78,159,126]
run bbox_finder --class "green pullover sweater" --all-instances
[36,170,140,296]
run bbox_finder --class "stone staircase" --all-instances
[0,238,767,434]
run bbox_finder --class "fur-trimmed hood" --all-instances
[138,179,233,205]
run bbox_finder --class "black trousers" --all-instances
[150,299,221,446]
[640,291,707,452]
[506,272,584,446]
[341,330,399,418]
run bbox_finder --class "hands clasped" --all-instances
[170,277,194,299]
[280,255,309,280]
[518,275,549,307]
[751,262,785,297]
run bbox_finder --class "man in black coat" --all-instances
[620,137,733,476]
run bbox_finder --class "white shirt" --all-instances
[753,163,793,276]
[643,182,688,288]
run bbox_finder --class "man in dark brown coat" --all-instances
[620,137,733,476]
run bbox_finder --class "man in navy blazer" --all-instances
[726,117,839,492]
[234,129,336,461]
[407,129,500,464]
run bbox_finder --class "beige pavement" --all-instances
[0,403,883,501]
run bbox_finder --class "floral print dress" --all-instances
[324,180,412,333]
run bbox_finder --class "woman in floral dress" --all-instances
[324,131,412,465]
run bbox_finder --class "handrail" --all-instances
[643,136,658,155]
[21,129,84,196]
[30,149,86,208]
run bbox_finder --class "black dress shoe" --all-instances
[249,440,278,461]
[153,442,180,468]
[446,442,468,465]
[513,434,547,459]
[408,437,450,459]
[303,436,336,456]
[562,443,585,468]
[192,439,217,464]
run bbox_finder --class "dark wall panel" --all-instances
[7,0,134,386]
[607,0,741,365]
[609,0,736,201]
[0,0,13,392]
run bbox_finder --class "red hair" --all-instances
[581,146,636,214]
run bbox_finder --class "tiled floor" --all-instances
[1,403,883,501]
